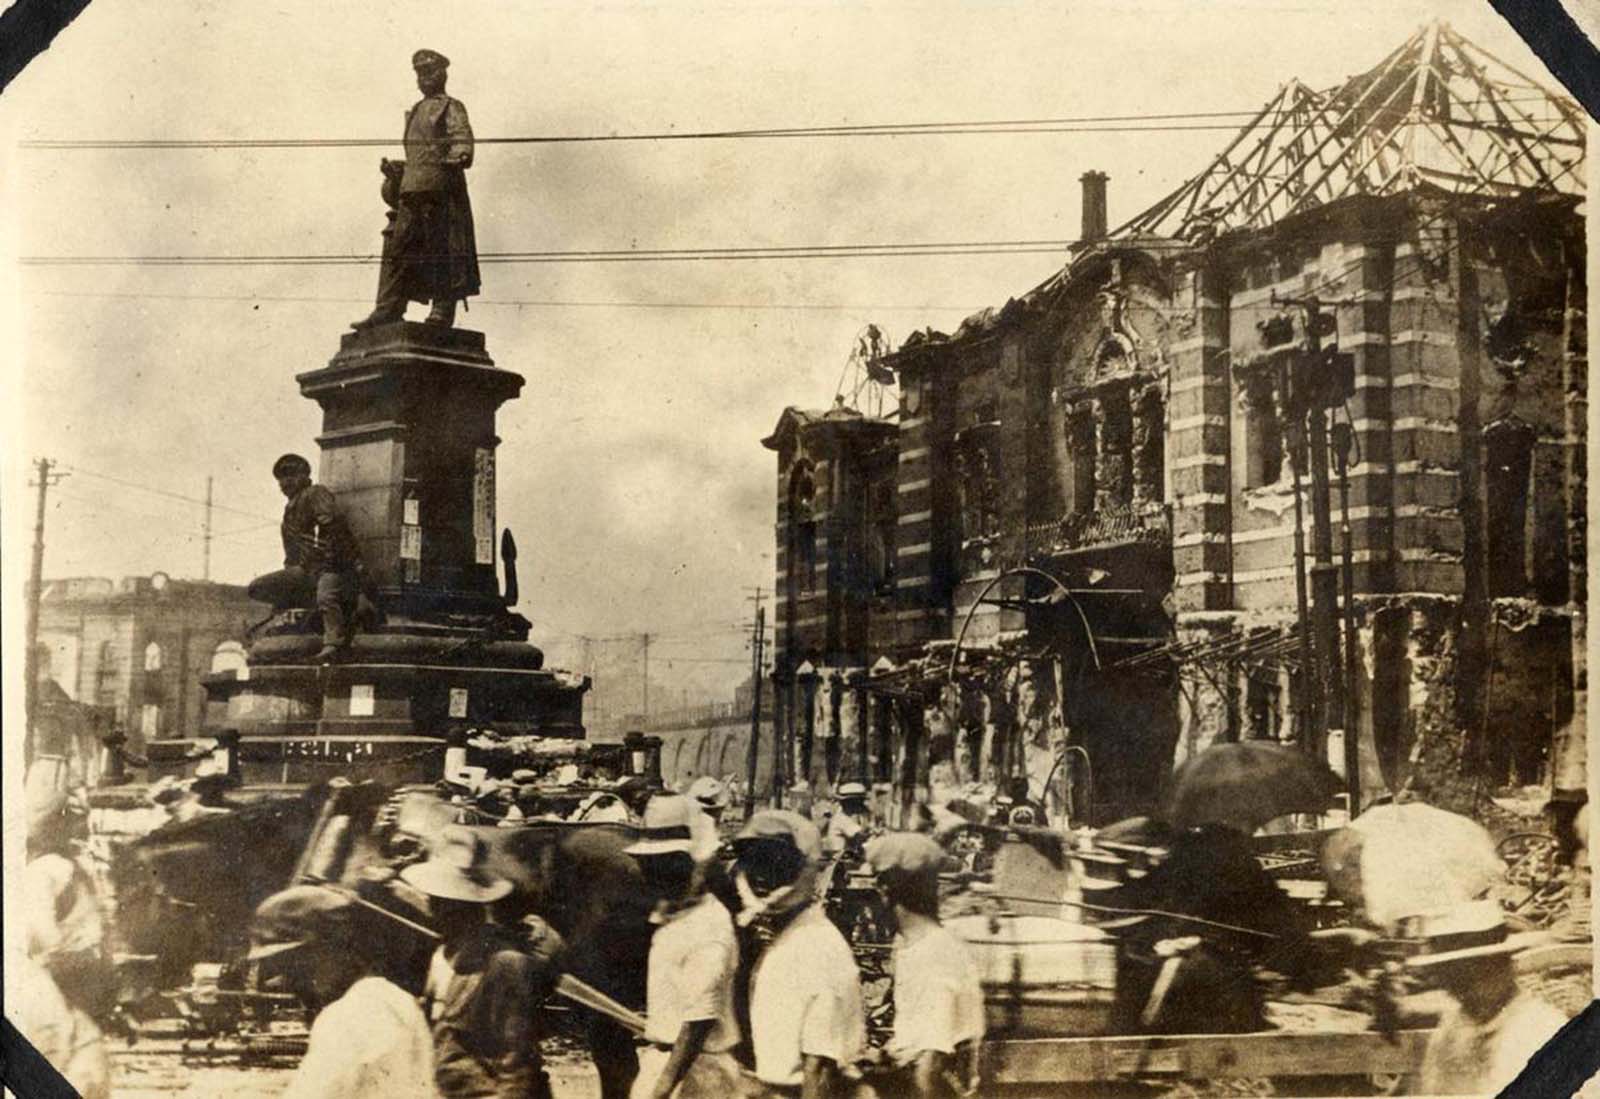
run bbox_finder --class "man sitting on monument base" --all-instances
[247,453,369,663]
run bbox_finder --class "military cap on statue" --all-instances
[272,453,311,478]
[412,49,449,71]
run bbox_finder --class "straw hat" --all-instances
[625,794,699,857]
[1402,900,1547,969]
[400,827,513,903]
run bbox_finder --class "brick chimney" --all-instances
[1080,170,1108,242]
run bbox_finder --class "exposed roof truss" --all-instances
[1116,21,1586,241]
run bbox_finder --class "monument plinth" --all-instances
[168,323,588,785]
[300,322,520,620]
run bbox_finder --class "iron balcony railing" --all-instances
[1017,502,1172,555]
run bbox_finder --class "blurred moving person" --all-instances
[625,795,744,1099]
[864,832,983,1098]
[248,885,438,1099]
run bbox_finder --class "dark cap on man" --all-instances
[272,453,312,479]
[412,49,449,71]
[246,884,356,964]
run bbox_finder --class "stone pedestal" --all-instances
[162,323,588,785]
[302,322,522,620]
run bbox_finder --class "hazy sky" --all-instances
[0,0,1570,696]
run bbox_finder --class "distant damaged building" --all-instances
[763,23,1587,825]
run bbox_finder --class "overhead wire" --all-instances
[22,288,985,313]
[18,237,1130,268]
[61,464,280,523]
[15,98,1567,150]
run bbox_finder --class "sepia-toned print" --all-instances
[3,3,1593,1097]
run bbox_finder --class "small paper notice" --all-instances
[449,687,469,718]
[350,684,375,716]
[401,524,422,560]
[475,536,493,565]
[403,497,419,525]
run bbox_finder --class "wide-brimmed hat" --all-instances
[246,885,356,963]
[687,776,729,812]
[625,794,699,857]
[735,809,821,862]
[1402,900,1546,969]
[838,781,868,801]
[412,49,449,71]
[400,827,513,903]
[865,832,944,878]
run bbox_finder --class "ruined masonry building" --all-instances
[764,24,1587,824]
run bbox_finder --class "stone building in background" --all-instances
[35,573,264,762]
[765,23,1587,827]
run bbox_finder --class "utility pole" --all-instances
[640,632,652,727]
[202,474,214,581]
[26,458,68,734]
[1333,418,1362,813]
[746,589,765,819]
[1266,293,1355,766]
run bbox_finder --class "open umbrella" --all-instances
[1347,801,1503,932]
[1165,741,1342,832]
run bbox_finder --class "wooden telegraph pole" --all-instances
[745,588,765,820]
[1266,294,1356,795]
[26,458,67,733]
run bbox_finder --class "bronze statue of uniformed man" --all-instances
[352,50,481,330]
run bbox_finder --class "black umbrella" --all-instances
[1164,741,1342,832]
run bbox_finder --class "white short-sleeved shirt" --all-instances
[749,905,867,1086]
[284,976,438,1099]
[644,894,741,1053]
[1419,992,1567,1097]
[888,925,986,1063]
[823,812,863,854]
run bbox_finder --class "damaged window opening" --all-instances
[1068,406,1096,515]
[1244,372,1284,488]
[1097,390,1134,510]
[867,475,896,593]
[1246,667,1281,741]
[798,520,819,592]
[1135,387,1165,504]
[1484,418,1535,598]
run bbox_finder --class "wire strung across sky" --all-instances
[20,234,1230,268]
[16,99,1565,150]
[24,289,984,312]
[19,237,1137,267]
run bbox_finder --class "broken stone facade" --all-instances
[765,28,1586,824]
[767,192,1584,827]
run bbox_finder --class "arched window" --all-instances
[210,640,247,674]
[143,641,164,673]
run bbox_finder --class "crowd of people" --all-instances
[16,769,1584,1099]
[255,778,984,1099]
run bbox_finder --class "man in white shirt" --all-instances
[248,885,438,1099]
[626,795,744,1099]
[865,833,983,1098]
[821,783,870,858]
[736,810,866,1099]
[1407,903,1566,1096]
